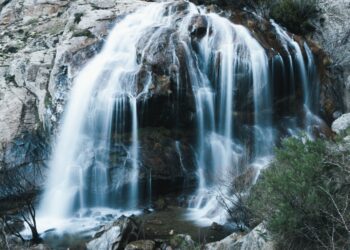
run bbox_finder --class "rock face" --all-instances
[0,0,146,177]
[312,0,350,113]
[86,215,140,250]
[204,223,274,250]
[332,113,350,135]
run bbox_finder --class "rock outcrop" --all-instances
[86,215,140,250]
[312,0,350,114]
[332,113,350,135]
[204,223,274,250]
[0,0,146,176]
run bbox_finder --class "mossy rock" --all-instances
[170,234,198,250]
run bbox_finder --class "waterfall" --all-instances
[39,3,168,219]
[38,1,320,226]
[184,11,276,224]
[271,20,319,135]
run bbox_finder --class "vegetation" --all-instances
[247,137,350,249]
[270,0,318,34]
[196,0,319,34]
[245,0,318,34]
[71,29,95,39]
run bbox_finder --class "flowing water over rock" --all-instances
[38,0,321,228]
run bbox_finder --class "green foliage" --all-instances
[270,0,318,34]
[245,0,318,34]
[248,137,350,249]
[71,29,95,39]
[74,13,84,24]
[44,93,52,108]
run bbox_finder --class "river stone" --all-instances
[204,223,274,250]
[331,113,350,135]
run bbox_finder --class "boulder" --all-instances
[331,113,350,135]
[86,216,140,250]
[204,223,274,250]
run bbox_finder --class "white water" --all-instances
[271,20,319,135]
[39,3,168,220]
[38,1,321,230]
[182,10,275,224]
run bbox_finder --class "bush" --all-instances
[270,0,318,34]
[248,137,350,249]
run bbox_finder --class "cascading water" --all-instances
[184,11,276,225]
[38,0,321,229]
[39,3,168,220]
[271,20,320,136]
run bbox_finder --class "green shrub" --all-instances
[71,29,95,39]
[248,137,350,249]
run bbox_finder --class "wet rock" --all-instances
[204,223,274,250]
[86,215,140,250]
[125,240,156,250]
[189,15,208,39]
[331,113,350,135]
[137,27,177,75]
